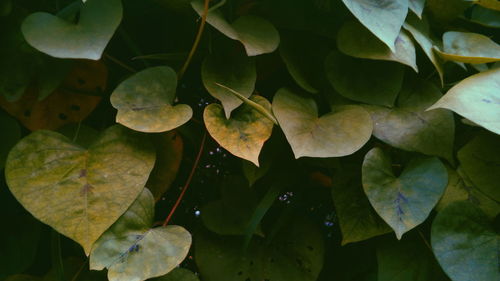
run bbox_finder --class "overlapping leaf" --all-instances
[428,67,500,134]
[273,88,373,158]
[202,51,256,118]
[192,1,279,56]
[21,0,122,60]
[435,31,500,63]
[337,21,418,72]
[341,0,408,51]
[409,0,426,18]
[325,51,405,107]
[111,66,192,133]
[432,201,500,281]
[5,125,155,254]
[362,78,455,161]
[90,189,192,281]
[204,95,274,166]
[362,148,448,239]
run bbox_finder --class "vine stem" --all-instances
[163,132,207,226]
[177,0,211,80]
[70,259,88,281]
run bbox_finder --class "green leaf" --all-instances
[341,0,408,51]
[272,88,373,158]
[458,133,500,202]
[337,20,418,72]
[403,14,445,84]
[204,96,274,166]
[474,0,500,11]
[0,111,20,168]
[377,235,448,281]
[469,5,500,28]
[409,0,426,18]
[151,268,200,281]
[90,188,192,281]
[202,51,256,118]
[362,78,455,162]
[362,148,448,239]
[21,0,122,60]
[111,66,193,133]
[428,67,500,134]
[201,176,259,235]
[325,51,405,107]
[5,125,156,254]
[191,1,279,56]
[331,167,392,245]
[195,219,325,281]
[435,31,500,63]
[431,201,500,281]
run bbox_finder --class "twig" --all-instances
[163,132,207,226]
[177,0,211,80]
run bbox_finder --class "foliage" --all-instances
[0,0,499,281]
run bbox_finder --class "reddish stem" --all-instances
[163,132,207,226]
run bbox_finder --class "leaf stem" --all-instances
[214,82,279,125]
[177,0,211,80]
[163,132,207,226]
[103,53,136,73]
[70,259,88,281]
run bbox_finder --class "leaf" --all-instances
[469,5,500,28]
[5,125,156,254]
[90,188,192,281]
[403,14,444,84]
[377,235,449,281]
[0,111,20,168]
[457,133,500,202]
[146,131,184,201]
[331,167,392,245]
[427,67,500,134]
[0,60,106,131]
[191,1,280,56]
[409,0,426,18]
[434,31,500,63]
[337,20,418,72]
[201,176,259,235]
[475,0,500,11]
[325,51,405,107]
[195,218,325,281]
[431,201,500,281]
[272,88,373,158]
[151,268,200,281]
[202,51,256,118]
[362,148,448,239]
[341,0,409,51]
[362,78,455,162]
[111,66,192,133]
[204,95,274,166]
[21,0,123,60]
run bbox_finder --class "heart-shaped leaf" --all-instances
[362,78,455,162]
[21,0,122,60]
[5,125,155,254]
[403,14,444,84]
[111,66,192,133]
[331,164,391,245]
[431,201,500,281]
[409,0,426,18]
[362,148,448,239]
[337,21,418,72]
[434,31,500,63]
[151,268,199,281]
[341,0,408,51]
[325,51,405,107]
[272,88,373,158]
[90,188,192,281]
[204,95,274,166]
[457,133,500,202]
[428,67,500,134]
[195,218,324,281]
[192,1,279,56]
[201,176,259,235]
[202,51,256,118]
